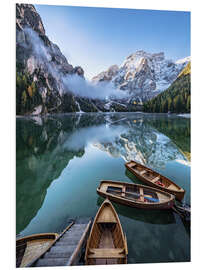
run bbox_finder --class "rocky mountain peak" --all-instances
[16,4,45,35]
[92,64,119,83]
[92,50,190,102]
[16,4,91,115]
[121,51,165,70]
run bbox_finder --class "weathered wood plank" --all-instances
[43,251,73,258]
[35,258,68,267]
[46,245,75,254]
[31,218,92,267]
[26,222,74,267]
[88,248,125,259]
[67,220,92,266]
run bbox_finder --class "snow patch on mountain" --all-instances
[175,56,191,65]
[92,50,190,102]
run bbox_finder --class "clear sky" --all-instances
[35,4,190,80]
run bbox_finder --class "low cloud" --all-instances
[23,27,130,100]
[63,74,129,100]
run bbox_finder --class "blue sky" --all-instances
[35,5,190,80]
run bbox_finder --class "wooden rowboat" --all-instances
[16,233,58,267]
[97,180,175,209]
[85,199,128,265]
[125,160,185,201]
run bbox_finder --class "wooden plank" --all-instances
[139,188,144,202]
[26,222,74,267]
[99,229,114,248]
[139,170,147,175]
[55,238,79,245]
[122,186,126,197]
[151,176,160,183]
[35,258,68,267]
[97,206,117,223]
[67,220,92,266]
[43,250,73,259]
[46,245,75,254]
[124,234,128,255]
[88,248,125,259]
[20,239,54,267]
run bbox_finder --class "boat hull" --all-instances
[85,199,127,265]
[16,233,58,267]
[97,180,175,210]
[125,161,185,201]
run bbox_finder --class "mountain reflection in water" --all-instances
[16,113,190,263]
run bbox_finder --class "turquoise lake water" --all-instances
[16,112,190,264]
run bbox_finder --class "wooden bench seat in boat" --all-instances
[167,184,178,190]
[88,248,125,259]
[151,176,160,183]
[121,186,126,197]
[139,188,144,202]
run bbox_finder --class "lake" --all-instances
[16,112,190,264]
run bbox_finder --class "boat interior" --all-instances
[130,163,178,190]
[87,222,126,264]
[87,205,126,265]
[106,185,161,203]
[16,234,57,267]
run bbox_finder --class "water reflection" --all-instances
[16,113,190,263]
[16,116,85,234]
[97,197,176,225]
[148,116,190,160]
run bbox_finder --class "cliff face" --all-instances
[92,51,190,102]
[16,4,100,115]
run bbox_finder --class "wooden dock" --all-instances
[27,218,92,267]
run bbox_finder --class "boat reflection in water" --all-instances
[97,197,176,225]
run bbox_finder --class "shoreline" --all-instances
[16,112,191,118]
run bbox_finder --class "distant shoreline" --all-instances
[16,112,191,117]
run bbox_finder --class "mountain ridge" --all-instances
[16,4,190,115]
[92,51,190,102]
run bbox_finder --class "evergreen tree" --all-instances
[143,62,191,113]
[186,96,191,112]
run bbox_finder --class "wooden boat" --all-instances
[16,233,58,267]
[97,180,175,209]
[125,160,185,201]
[85,199,128,265]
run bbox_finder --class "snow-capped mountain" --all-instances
[92,50,190,101]
[175,56,191,65]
